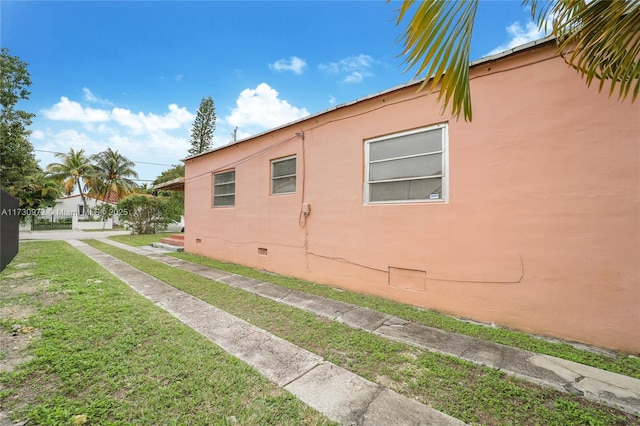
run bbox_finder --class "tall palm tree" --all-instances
[91,148,139,202]
[46,148,94,215]
[395,0,639,121]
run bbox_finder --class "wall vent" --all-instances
[388,267,426,292]
[258,248,268,256]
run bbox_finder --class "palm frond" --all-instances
[395,0,479,121]
[529,0,639,102]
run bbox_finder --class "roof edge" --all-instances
[183,35,557,162]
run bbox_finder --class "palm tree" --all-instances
[46,148,94,215]
[18,171,61,225]
[20,172,61,209]
[91,148,139,202]
[395,0,639,121]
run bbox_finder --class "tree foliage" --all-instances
[91,148,139,201]
[117,194,171,234]
[395,0,640,121]
[152,164,184,220]
[0,48,61,216]
[16,172,61,222]
[188,96,216,156]
[0,48,39,194]
[46,148,95,214]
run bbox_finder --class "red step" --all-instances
[160,234,184,247]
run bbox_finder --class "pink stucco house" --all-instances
[183,38,640,353]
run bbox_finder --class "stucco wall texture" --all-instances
[184,42,640,353]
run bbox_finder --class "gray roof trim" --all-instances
[183,35,556,162]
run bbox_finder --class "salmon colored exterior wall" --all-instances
[184,42,640,353]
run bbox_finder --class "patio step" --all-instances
[160,234,184,247]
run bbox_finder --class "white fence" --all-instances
[72,216,113,230]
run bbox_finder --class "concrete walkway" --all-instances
[87,238,640,416]
[69,239,463,426]
[19,229,130,241]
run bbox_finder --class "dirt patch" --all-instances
[5,271,33,279]
[0,326,39,373]
[0,281,41,297]
[0,276,51,298]
[13,263,36,270]
[0,305,35,321]
[0,266,47,377]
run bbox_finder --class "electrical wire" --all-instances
[33,149,173,167]
[183,48,553,284]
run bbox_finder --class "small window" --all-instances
[272,156,296,194]
[213,170,235,207]
[365,124,448,203]
[77,204,85,216]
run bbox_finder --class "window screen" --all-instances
[272,156,296,194]
[213,170,235,207]
[366,125,447,203]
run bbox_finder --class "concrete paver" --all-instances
[94,237,640,415]
[71,239,464,425]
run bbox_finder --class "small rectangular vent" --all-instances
[196,238,202,244]
[388,267,426,292]
[258,248,268,256]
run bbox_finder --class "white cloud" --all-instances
[31,130,45,140]
[175,74,184,81]
[328,95,336,105]
[43,97,194,135]
[42,97,110,122]
[343,72,364,84]
[319,54,374,83]
[83,87,98,102]
[37,92,196,180]
[82,87,113,105]
[35,126,189,180]
[111,104,193,135]
[488,21,549,56]
[44,129,106,154]
[225,83,310,131]
[270,56,307,74]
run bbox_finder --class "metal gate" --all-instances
[32,216,73,230]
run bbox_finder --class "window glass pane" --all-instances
[272,176,296,194]
[273,158,296,177]
[370,128,442,161]
[214,195,235,206]
[370,153,442,181]
[214,171,235,184]
[214,183,235,196]
[369,178,442,202]
[213,170,235,206]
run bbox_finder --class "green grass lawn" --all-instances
[109,233,175,246]
[86,239,639,426]
[108,233,640,379]
[0,241,333,425]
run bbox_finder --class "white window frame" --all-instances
[271,155,296,195]
[212,169,236,207]
[364,123,448,204]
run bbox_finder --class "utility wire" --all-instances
[33,149,174,167]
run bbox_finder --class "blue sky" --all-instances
[2,1,547,185]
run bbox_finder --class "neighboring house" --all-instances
[41,193,120,228]
[183,38,640,353]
